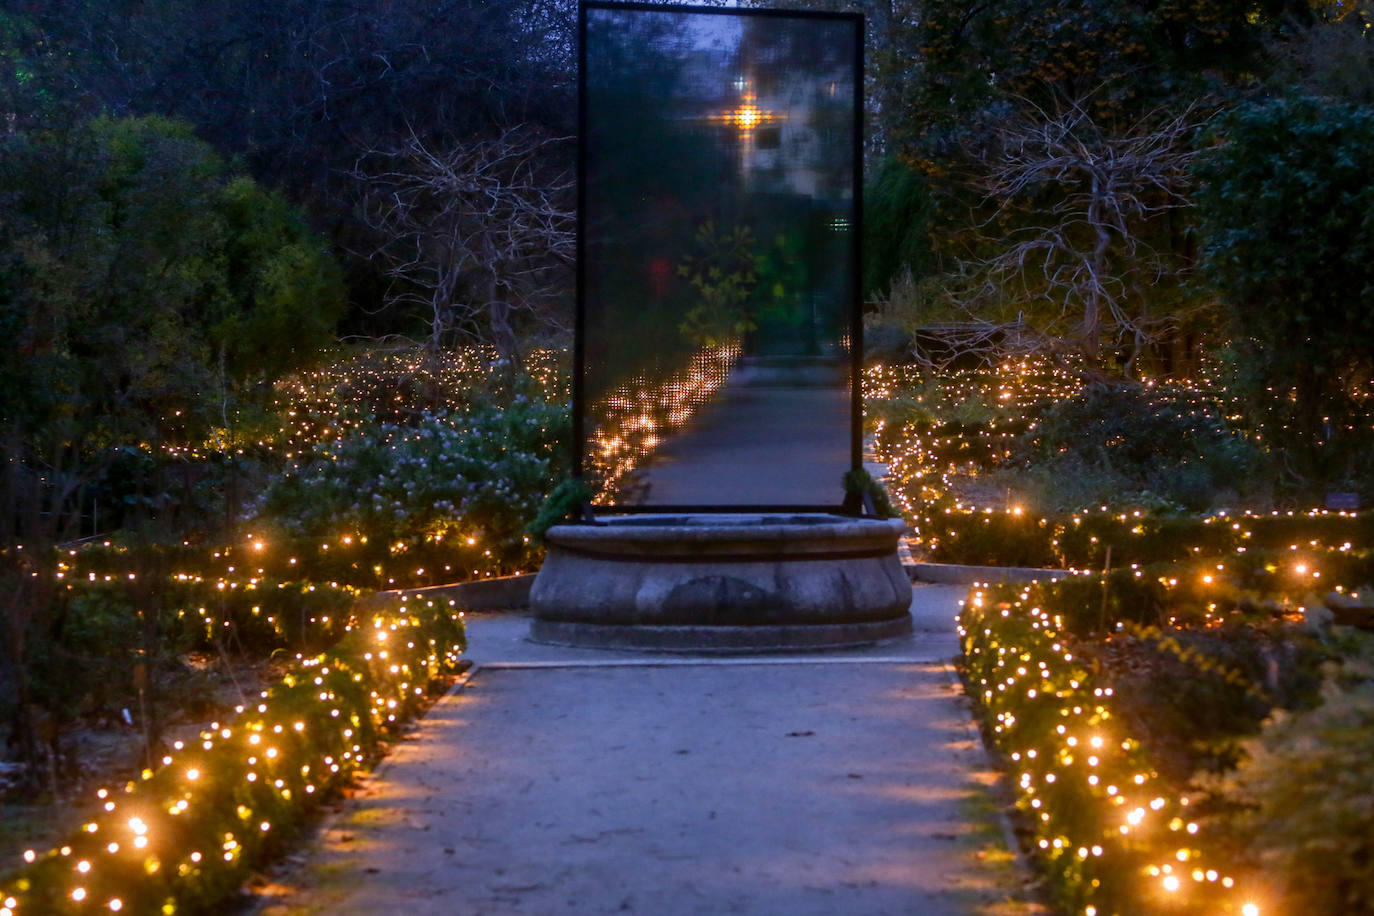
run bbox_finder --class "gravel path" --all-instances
[247,586,1042,915]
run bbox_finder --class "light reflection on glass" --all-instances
[581,6,860,508]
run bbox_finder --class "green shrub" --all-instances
[925,504,1374,573]
[1012,384,1261,513]
[843,468,896,518]
[1197,94,1374,496]
[1096,623,1327,783]
[0,596,465,915]
[863,156,935,299]
[1208,633,1374,914]
[925,506,1058,567]
[1051,514,1240,570]
[959,579,1318,915]
[171,577,359,655]
[20,583,169,729]
[253,393,568,582]
[527,477,594,542]
[957,585,1253,915]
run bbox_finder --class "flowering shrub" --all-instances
[253,396,568,584]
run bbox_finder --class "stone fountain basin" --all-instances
[529,514,913,651]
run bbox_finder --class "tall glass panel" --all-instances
[580,3,861,509]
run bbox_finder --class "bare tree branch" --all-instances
[930,94,1210,374]
[354,124,574,363]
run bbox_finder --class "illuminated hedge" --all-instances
[925,506,1373,572]
[0,596,465,916]
[959,586,1264,916]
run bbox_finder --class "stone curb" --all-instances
[528,614,915,654]
[374,563,1074,613]
[905,562,1072,585]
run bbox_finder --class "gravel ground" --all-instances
[245,586,1045,916]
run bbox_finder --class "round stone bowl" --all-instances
[529,514,913,652]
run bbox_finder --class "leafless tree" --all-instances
[355,125,575,364]
[928,95,1208,375]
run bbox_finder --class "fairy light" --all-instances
[866,357,1368,572]
[19,344,1364,912]
[961,583,1271,914]
[1,594,466,913]
[587,343,740,501]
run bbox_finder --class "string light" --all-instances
[586,342,740,501]
[0,597,465,914]
[866,358,1369,569]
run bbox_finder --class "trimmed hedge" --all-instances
[924,507,1374,572]
[959,543,1372,914]
[0,596,464,916]
[960,585,1265,916]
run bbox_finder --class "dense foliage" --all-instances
[0,0,577,342]
[959,539,1374,915]
[0,595,465,916]
[0,338,573,915]
[0,114,346,784]
[1012,384,1261,513]
[1196,94,1374,493]
[254,397,568,582]
[0,115,344,546]
[867,360,1369,566]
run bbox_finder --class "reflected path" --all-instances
[618,357,850,507]
[580,5,861,509]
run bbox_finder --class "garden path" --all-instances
[247,585,1043,915]
[617,362,852,507]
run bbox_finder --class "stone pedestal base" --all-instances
[529,514,912,652]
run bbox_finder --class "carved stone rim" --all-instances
[543,514,905,559]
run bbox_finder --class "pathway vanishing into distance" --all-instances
[246,586,1045,916]
[617,359,852,507]
[622,381,851,507]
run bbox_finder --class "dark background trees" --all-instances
[863,0,1309,353]
[0,113,346,777]
[853,0,1373,499]
[1196,95,1374,492]
[355,126,574,361]
[0,1,584,777]
[1,0,1370,458]
[2,0,578,339]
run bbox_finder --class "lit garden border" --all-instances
[958,583,1265,916]
[0,597,465,916]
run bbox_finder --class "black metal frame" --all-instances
[575,1,865,516]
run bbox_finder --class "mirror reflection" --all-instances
[581,6,860,508]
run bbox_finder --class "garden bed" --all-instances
[957,544,1374,916]
[0,594,465,916]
